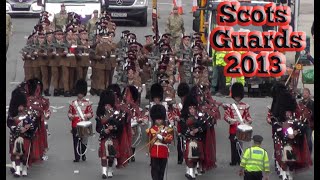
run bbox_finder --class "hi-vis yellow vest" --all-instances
[240,146,270,172]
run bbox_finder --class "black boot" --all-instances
[59,89,64,96]
[53,89,60,96]
[64,91,71,97]
[82,155,86,161]
[44,89,51,96]
[131,148,135,162]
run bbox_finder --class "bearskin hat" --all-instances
[231,82,244,100]
[150,104,167,121]
[177,82,190,98]
[270,83,297,120]
[150,83,164,101]
[75,79,87,96]
[26,78,43,96]
[8,88,27,117]
[180,94,198,118]
[127,85,139,102]
[107,84,122,99]
[99,90,115,108]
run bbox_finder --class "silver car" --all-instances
[6,0,43,16]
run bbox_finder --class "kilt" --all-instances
[184,140,204,161]
[99,138,119,158]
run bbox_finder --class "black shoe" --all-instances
[59,89,64,95]
[96,90,102,96]
[178,160,183,164]
[64,91,71,97]
[229,162,237,166]
[44,89,51,96]
[53,89,60,96]
[10,167,15,174]
[102,174,107,179]
[73,159,80,162]
[131,156,135,162]
[82,155,86,161]
[13,173,20,178]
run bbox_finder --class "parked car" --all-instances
[107,0,148,26]
[6,0,43,16]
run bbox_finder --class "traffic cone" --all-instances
[192,0,198,13]
[173,0,183,15]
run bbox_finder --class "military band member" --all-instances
[180,94,206,179]
[176,82,190,164]
[96,90,126,178]
[53,4,68,30]
[7,88,31,177]
[146,104,174,180]
[87,10,99,41]
[68,80,93,162]
[224,83,252,166]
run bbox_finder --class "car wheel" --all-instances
[140,10,147,27]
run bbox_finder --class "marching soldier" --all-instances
[52,29,66,96]
[37,31,51,96]
[22,35,36,81]
[224,83,253,166]
[53,4,68,30]
[165,6,185,51]
[146,104,174,180]
[106,31,118,85]
[6,13,12,55]
[68,80,93,162]
[94,33,115,94]
[61,28,77,97]
[177,35,192,83]
[87,10,100,41]
[89,33,101,95]
[76,29,91,81]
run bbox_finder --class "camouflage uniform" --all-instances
[87,17,99,41]
[53,11,68,30]
[6,14,12,54]
[165,14,185,50]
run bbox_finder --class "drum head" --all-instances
[237,124,252,131]
[77,121,92,127]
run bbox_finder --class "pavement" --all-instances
[6,0,314,179]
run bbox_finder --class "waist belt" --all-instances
[154,142,167,147]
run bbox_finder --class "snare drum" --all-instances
[76,121,93,138]
[236,124,253,142]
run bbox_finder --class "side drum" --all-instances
[76,121,93,138]
[236,124,253,142]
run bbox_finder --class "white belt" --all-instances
[154,142,167,147]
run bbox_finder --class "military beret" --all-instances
[122,30,130,34]
[126,64,136,71]
[161,33,171,38]
[183,35,191,39]
[127,33,136,37]
[252,135,263,143]
[192,44,203,50]
[193,32,203,37]
[79,29,88,33]
[46,30,54,35]
[54,29,63,33]
[193,65,204,71]
[107,31,115,36]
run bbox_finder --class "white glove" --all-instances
[157,134,163,140]
[101,55,106,59]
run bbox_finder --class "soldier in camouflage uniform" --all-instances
[6,13,12,55]
[165,6,185,51]
[176,35,192,83]
[53,4,68,30]
[87,10,99,41]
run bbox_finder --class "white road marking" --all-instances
[10,82,20,84]
[50,106,65,109]
[74,170,79,174]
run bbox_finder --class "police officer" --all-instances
[53,4,68,30]
[6,13,12,55]
[239,135,270,180]
[165,6,185,51]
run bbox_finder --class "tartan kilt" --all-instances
[99,138,119,158]
[184,140,204,161]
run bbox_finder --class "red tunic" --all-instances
[223,102,252,135]
[146,125,173,159]
[68,99,93,128]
